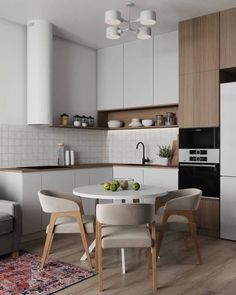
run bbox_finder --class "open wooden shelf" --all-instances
[107,125,178,130]
[51,124,178,131]
[98,104,179,128]
[51,125,108,130]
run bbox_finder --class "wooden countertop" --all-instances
[0,163,178,173]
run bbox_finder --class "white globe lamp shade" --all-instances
[105,10,122,25]
[106,27,121,39]
[137,27,151,40]
[140,10,156,25]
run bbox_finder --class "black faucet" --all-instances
[136,142,150,165]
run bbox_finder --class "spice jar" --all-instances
[88,116,94,127]
[60,113,69,126]
[81,116,88,127]
[73,115,81,127]
[156,114,164,126]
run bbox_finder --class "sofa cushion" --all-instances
[0,212,13,235]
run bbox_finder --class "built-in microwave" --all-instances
[179,127,219,149]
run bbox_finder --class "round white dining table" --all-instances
[73,184,167,201]
[73,184,168,274]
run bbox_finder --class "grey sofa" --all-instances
[0,200,21,257]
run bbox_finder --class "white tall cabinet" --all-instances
[97,45,123,110]
[124,39,153,108]
[154,31,179,105]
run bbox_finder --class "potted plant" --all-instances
[158,145,173,166]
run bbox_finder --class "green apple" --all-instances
[103,182,111,191]
[112,180,120,188]
[132,182,140,191]
[110,183,118,192]
[120,180,128,190]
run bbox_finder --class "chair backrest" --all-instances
[96,203,153,226]
[165,188,202,211]
[38,190,80,213]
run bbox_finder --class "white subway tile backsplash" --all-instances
[0,125,178,168]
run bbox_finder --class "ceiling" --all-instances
[0,0,236,48]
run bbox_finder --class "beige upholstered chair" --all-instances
[155,188,202,264]
[96,203,157,292]
[38,190,94,270]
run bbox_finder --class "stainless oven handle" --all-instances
[179,164,217,168]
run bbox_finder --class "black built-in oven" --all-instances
[178,127,220,198]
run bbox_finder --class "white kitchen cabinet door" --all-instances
[144,167,178,192]
[74,169,90,215]
[89,168,113,214]
[124,39,153,108]
[22,173,42,235]
[97,45,123,110]
[221,82,236,176]
[220,177,236,240]
[154,31,179,105]
[41,170,75,229]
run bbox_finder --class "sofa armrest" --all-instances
[0,200,19,216]
[0,200,22,249]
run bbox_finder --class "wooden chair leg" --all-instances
[189,222,202,265]
[76,216,93,270]
[95,220,99,272]
[46,233,54,257]
[151,222,157,290]
[97,222,103,292]
[11,251,19,259]
[41,216,55,269]
[157,217,168,258]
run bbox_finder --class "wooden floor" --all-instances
[22,233,236,295]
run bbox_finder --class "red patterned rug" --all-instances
[0,252,95,294]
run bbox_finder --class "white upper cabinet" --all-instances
[154,31,179,105]
[124,39,153,108]
[97,45,123,110]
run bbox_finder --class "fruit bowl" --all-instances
[111,178,134,190]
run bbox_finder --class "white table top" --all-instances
[73,184,167,200]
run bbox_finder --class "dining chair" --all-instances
[96,203,157,292]
[155,188,202,264]
[38,190,94,270]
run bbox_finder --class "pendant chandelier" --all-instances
[105,2,156,40]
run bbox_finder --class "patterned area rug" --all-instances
[0,252,95,295]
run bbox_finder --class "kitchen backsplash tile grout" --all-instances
[0,124,178,168]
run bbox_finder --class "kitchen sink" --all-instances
[17,165,70,169]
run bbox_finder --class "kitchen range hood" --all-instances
[27,19,53,125]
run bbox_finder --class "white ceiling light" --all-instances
[140,10,156,25]
[105,10,122,26]
[137,27,151,40]
[106,27,121,39]
[105,2,156,40]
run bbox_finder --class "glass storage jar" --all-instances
[60,113,69,126]
[73,115,81,127]
[88,116,94,127]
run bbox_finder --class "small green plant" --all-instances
[158,145,173,159]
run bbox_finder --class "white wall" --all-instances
[53,37,97,124]
[0,18,27,124]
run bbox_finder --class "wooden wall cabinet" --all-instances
[220,8,236,69]
[179,13,220,128]
[179,13,219,74]
[179,70,219,128]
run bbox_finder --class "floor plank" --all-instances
[22,233,236,295]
